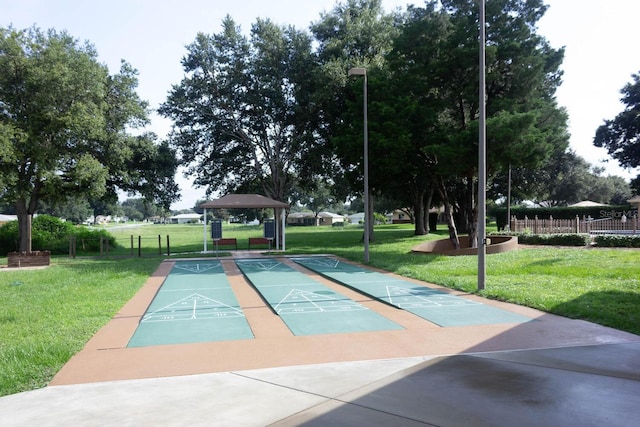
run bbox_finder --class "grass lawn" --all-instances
[1,222,639,397]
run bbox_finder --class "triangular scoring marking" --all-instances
[386,285,482,308]
[274,289,367,314]
[173,262,221,273]
[141,293,244,322]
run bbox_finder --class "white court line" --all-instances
[273,289,367,314]
[161,286,233,292]
[173,262,222,273]
[236,260,282,271]
[294,257,341,269]
[386,285,481,307]
[245,281,319,288]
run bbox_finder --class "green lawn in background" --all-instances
[1,222,639,397]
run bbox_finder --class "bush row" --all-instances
[491,231,589,246]
[0,215,117,256]
[593,235,640,248]
[491,231,640,248]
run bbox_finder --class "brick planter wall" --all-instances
[7,251,51,268]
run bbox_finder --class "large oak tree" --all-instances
[381,0,568,247]
[594,71,640,192]
[159,16,319,205]
[0,27,178,251]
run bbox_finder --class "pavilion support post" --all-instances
[203,208,208,253]
[281,208,286,251]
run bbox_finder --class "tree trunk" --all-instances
[442,199,459,250]
[413,191,426,235]
[423,186,434,235]
[435,176,459,249]
[15,199,32,252]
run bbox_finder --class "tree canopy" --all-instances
[159,16,320,204]
[0,26,178,251]
[594,71,640,192]
[319,0,568,244]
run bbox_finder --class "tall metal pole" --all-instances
[348,67,370,263]
[478,0,487,290]
[507,164,512,231]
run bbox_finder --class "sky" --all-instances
[2,0,639,210]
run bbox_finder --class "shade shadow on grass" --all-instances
[550,290,640,334]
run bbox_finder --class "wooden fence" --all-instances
[69,235,171,258]
[509,215,639,235]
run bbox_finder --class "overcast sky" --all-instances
[3,0,639,209]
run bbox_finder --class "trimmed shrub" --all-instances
[491,232,590,246]
[593,235,640,248]
[0,215,117,256]
[0,220,18,254]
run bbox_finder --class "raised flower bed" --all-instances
[7,251,51,268]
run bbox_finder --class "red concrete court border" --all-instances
[50,255,639,386]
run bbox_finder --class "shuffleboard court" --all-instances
[127,261,253,347]
[292,256,531,327]
[235,258,403,336]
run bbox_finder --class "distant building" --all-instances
[0,214,17,226]
[169,213,202,224]
[390,209,412,224]
[287,211,345,226]
[348,212,364,224]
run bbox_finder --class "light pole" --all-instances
[478,1,487,290]
[348,67,370,262]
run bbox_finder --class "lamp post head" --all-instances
[348,67,366,76]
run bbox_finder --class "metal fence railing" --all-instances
[509,215,639,235]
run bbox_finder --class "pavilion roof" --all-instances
[199,194,288,209]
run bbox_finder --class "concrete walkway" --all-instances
[1,255,639,426]
[1,342,639,426]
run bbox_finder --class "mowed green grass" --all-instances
[0,257,161,396]
[1,222,639,397]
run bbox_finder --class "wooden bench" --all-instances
[213,238,237,250]
[248,237,271,250]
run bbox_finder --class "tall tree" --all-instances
[391,0,568,247]
[0,26,176,251]
[594,71,640,192]
[492,150,633,207]
[297,177,341,220]
[311,0,401,240]
[159,16,319,205]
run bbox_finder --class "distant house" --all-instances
[390,209,412,224]
[288,211,315,226]
[169,213,202,224]
[0,214,17,226]
[95,215,111,224]
[287,211,345,226]
[348,212,364,224]
[317,212,345,225]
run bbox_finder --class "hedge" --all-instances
[593,235,640,248]
[491,232,590,246]
[0,215,117,256]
